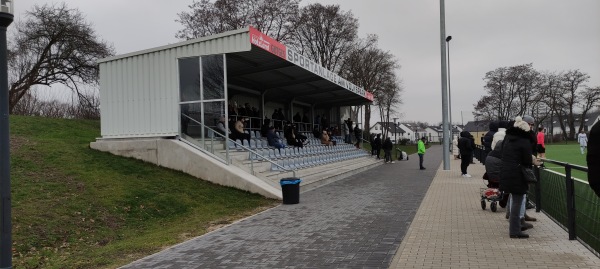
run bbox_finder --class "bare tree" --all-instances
[375,77,403,139]
[8,3,114,113]
[176,0,300,42]
[577,86,600,133]
[340,35,400,134]
[474,64,541,121]
[557,69,590,139]
[288,3,358,72]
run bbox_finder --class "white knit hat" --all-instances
[491,129,506,149]
[514,116,530,132]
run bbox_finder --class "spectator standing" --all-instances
[586,121,600,197]
[500,116,534,238]
[383,137,394,163]
[341,119,349,143]
[458,131,474,177]
[483,121,499,152]
[536,127,546,159]
[417,137,426,170]
[353,124,362,148]
[452,135,459,159]
[345,118,353,143]
[578,129,588,154]
[373,134,382,159]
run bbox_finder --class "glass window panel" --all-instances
[179,57,201,102]
[202,54,225,100]
[202,101,226,130]
[181,103,202,137]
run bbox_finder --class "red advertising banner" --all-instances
[249,26,287,60]
[365,92,374,102]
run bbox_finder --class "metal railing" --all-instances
[529,159,599,256]
[180,114,296,177]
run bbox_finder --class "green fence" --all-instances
[529,162,600,257]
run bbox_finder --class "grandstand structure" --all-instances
[90,27,379,199]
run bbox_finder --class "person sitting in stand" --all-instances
[215,116,228,137]
[230,117,251,144]
[285,124,304,148]
[321,130,334,146]
[267,126,285,150]
[260,118,271,137]
[312,125,321,138]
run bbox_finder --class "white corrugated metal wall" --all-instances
[98,29,251,138]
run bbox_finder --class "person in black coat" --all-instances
[500,116,534,238]
[373,134,382,159]
[483,121,499,152]
[458,131,474,177]
[382,137,394,163]
[587,121,600,197]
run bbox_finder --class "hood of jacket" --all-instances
[488,121,499,132]
[460,131,472,138]
[505,126,531,141]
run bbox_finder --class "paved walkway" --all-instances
[121,145,599,268]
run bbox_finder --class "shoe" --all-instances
[524,214,537,222]
[461,174,471,178]
[505,209,510,219]
[520,218,533,231]
[420,167,426,170]
[391,161,395,164]
[510,233,529,239]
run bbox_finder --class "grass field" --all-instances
[544,142,588,181]
[9,115,278,268]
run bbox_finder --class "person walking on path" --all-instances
[353,124,362,149]
[578,129,588,155]
[458,131,474,177]
[418,136,426,170]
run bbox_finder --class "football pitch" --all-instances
[544,143,588,181]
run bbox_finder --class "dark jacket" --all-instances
[373,137,382,149]
[458,131,474,155]
[500,127,533,195]
[266,130,281,147]
[484,140,503,181]
[382,138,393,151]
[587,122,600,197]
[483,121,499,152]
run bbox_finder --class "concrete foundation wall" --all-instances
[90,138,282,199]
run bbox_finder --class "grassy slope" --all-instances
[9,116,278,268]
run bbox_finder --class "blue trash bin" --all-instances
[280,178,301,204]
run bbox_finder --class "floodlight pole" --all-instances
[446,35,453,150]
[0,3,14,268]
[439,0,450,170]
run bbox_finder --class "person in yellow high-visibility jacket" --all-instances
[418,137,426,170]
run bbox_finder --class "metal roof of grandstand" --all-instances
[99,27,374,108]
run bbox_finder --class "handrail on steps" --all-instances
[180,113,296,178]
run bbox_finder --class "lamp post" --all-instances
[393,118,398,144]
[0,1,13,268]
[439,0,450,170]
[445,35,452,149]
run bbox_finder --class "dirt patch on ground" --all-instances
[10,136,30,153]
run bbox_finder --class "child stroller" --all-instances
[480,172,503,212]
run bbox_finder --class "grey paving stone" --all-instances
[121,146,443,269]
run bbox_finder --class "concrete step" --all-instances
[260,155,383,193]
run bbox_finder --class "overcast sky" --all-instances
[16,0,600,125]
